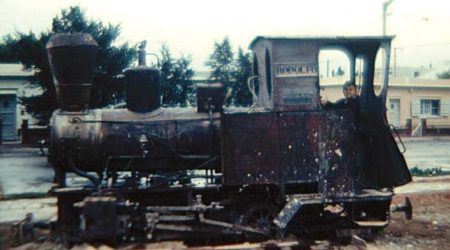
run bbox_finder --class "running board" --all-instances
[273,191,393,230]
[353,220,389,227]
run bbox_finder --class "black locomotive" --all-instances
[47,33,412,243]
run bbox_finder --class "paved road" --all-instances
[0,145,54,222]
[0,145,53,199]
[403,141,450,170]
[0,197,56,222]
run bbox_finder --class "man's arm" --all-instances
[322,98,346,110]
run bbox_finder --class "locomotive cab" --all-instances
[221,36,412,235]
[223,36,411,189]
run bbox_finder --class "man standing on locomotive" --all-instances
[320,81,359,115]
[321,81,366,188]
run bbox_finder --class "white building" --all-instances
[0,63,39,142]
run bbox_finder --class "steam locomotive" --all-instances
[47,33,412,243]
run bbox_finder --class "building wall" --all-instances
[0,76,41,141]
[321,80,450,130]
[0,93,17,141]
[387,87,450,129]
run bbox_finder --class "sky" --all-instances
[0,0,449,71]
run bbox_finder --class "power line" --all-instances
[399,42,450,48]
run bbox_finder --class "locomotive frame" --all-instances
[46,33,412,243]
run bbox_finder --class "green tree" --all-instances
[231,47,253,106]
[206,37,235,87]
[437,69,450,79]
[336,66,345,76]
[0,6,136,125]
[159,44,195,106]
[206,38,252,106]
[173,56,195,106]
[159,44,176,105]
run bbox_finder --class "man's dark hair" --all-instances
[342,81,355,95]
[342,81,356,91]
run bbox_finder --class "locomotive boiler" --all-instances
[47,33,412,243]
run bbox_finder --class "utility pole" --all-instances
[381,0,394,78]
[393,47,402,77]
[326,59,330,77]
[382,0,394,35]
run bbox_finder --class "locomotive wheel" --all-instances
[241,203,280,241]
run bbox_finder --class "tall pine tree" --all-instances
[159,44,195,107]
[232,47,253,106]
[206,37,235,87]
[206,38,252,106]
[437,69,450,79]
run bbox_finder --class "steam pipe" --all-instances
[138,40,160,67]
[67,155,100,187]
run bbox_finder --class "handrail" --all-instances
[390,124,406,153]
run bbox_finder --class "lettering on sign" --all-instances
[283,93,313,105]
[274,63,318,77]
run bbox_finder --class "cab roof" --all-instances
[249,36,395,49]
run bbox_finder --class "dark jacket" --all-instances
[323,96,360,118]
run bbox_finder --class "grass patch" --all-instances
[410,167,450,177]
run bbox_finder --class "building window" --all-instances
[420,100,440,115]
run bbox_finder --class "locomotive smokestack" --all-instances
[125,41,161,113]
[46,33,98,111]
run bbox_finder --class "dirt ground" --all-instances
[1,190,449,250]
[365,191,450,250]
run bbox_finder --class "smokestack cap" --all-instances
[46,33,98,48]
